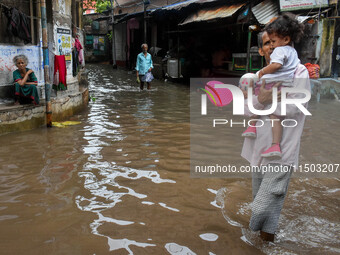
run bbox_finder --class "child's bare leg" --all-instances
[270,114,282,145]
[249,115,259,126]
[261,115,283,158]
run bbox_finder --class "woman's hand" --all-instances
[27,69,33,75]
[148,68,152,72]
[257,80,281,105]
[241,79,254,99]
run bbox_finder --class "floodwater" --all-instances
[0,64,339,255]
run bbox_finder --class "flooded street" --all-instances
[0,64,339,254]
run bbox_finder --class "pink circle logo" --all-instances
[201,81,233,107]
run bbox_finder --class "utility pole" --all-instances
[110,0,116,68]
[40,0,52,127]
[246,25,258,73]
[143,0,149,43]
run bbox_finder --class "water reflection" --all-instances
[77,65,181,254]
[0,64,338,254]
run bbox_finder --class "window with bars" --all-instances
[0,0,39,45]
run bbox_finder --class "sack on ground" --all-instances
[304,63,320,79]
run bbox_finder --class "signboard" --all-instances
[56,28,72,61]
[93,36,105,53]
[280,0,328,11]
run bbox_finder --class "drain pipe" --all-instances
[110,0,116,68]
[40,0,52,127]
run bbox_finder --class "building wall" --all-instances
[0,45,44,87]
[52,0,77,85]
[318,18,336,77]
[0,88,89,134]
[115,22,127,65]
[83,14,110,62]
[0,0,89,134]
[0,0,85,99]
[296,22,318,65]
[0,0,44,99]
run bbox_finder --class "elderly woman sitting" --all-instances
[13,54,39,105]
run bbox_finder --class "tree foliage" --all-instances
[83,0,113,13]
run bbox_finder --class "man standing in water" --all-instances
[241,31,311,242]
[136,43,153,90]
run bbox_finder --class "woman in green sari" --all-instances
[13,55,39,105]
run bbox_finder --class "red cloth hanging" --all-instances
[74,38,84,65]
[53,55,67,90]
[74,38,83,52]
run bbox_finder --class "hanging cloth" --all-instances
[53,55,67,90]
[74,38,84,65]
[74,38,84,64]
[74,38,83,52]
[3,7,32,44]
[79,48,85,67]
[72,49,80,76]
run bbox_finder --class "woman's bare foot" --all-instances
[260,231,274,242]
[14,101,20,105]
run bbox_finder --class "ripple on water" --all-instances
[0,64,339,254]
[165,243,196,255]
[217,177,340,255]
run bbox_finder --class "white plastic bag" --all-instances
[145,72,154,82]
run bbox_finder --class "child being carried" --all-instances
[240,13,304,159]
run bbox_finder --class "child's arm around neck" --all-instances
[259,62,282,78]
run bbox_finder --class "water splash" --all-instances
[215,188,243,228]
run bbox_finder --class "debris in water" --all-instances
[52,121,81,128]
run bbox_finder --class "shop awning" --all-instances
[179,4,245,26]
[117,0,215,23]
[252,0,279,25]
[158,0,218,11]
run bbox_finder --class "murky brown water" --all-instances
[0,64,339,255]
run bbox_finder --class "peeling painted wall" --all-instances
[0,1,43,91]
[0,0,85,99]
[53,0,75,85]
[52,0,84,85]
[318,18,335,77]
[0,45,44,87]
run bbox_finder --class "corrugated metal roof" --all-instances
[252,0,279,25]
[179,4,245,25]
[160,0,218,11]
